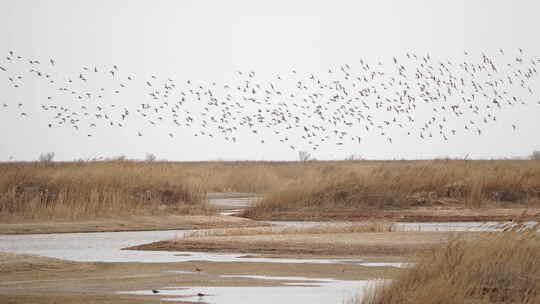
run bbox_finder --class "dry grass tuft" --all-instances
[242,160,540,219]
[361,224,540,304]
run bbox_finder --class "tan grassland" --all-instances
[241,159,540,220]
[0,161,207,221]
[2,159,539,225]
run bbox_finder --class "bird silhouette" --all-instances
[0,48,537,153]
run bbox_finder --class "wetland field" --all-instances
[1,160,539,303]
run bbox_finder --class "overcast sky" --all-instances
[1,0,539,161]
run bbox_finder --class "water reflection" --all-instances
[0,221,528,263]
[121,275,376,304]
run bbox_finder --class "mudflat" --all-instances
[0,252,399,304]
[126,231,483,256]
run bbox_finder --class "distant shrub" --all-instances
[145,153,157,162]
[38,152,55,163]
[345,154,365,161]
[298,151,311,162]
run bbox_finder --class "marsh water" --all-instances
[0,194,526,304]
[122,276,375,304]
[0,228,406,265]
[0,221,508,263]
[0,221,513,303]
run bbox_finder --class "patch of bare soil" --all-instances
[244,207,540,222]
[0,252,398,304]
[126,231,483,256]
[0,293,166,304]
[0,215,266,235]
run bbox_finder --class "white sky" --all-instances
[1,0,539,161]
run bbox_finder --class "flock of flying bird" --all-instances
[1,49,539,151]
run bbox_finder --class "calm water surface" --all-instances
[0,221,523,304]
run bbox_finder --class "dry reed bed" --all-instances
[361,224,540,304]
[0,161,208,221]
[2,159,539,221]
[242,160,540,220]
[0,160,310,220]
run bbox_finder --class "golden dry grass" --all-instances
[180,221,396,239]
[360,224,540,304]
[0,161,209,221]
[0,159,308,221]
[242,159,540,220]
[2,159,539,221]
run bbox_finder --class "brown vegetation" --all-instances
[242,160,540,220]
[0,161,208,221]
[361,225,540,304]
[0,159,312,221]
[2,159,540,222]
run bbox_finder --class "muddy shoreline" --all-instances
[125,231,484,256]
[0,252,399,303]
[2,192,536,304]
[2,207,536,235]
[0,215,266,235]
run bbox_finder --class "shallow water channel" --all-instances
[0,221,515,303]
[0,221,509,263]
[122,275,375,304]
